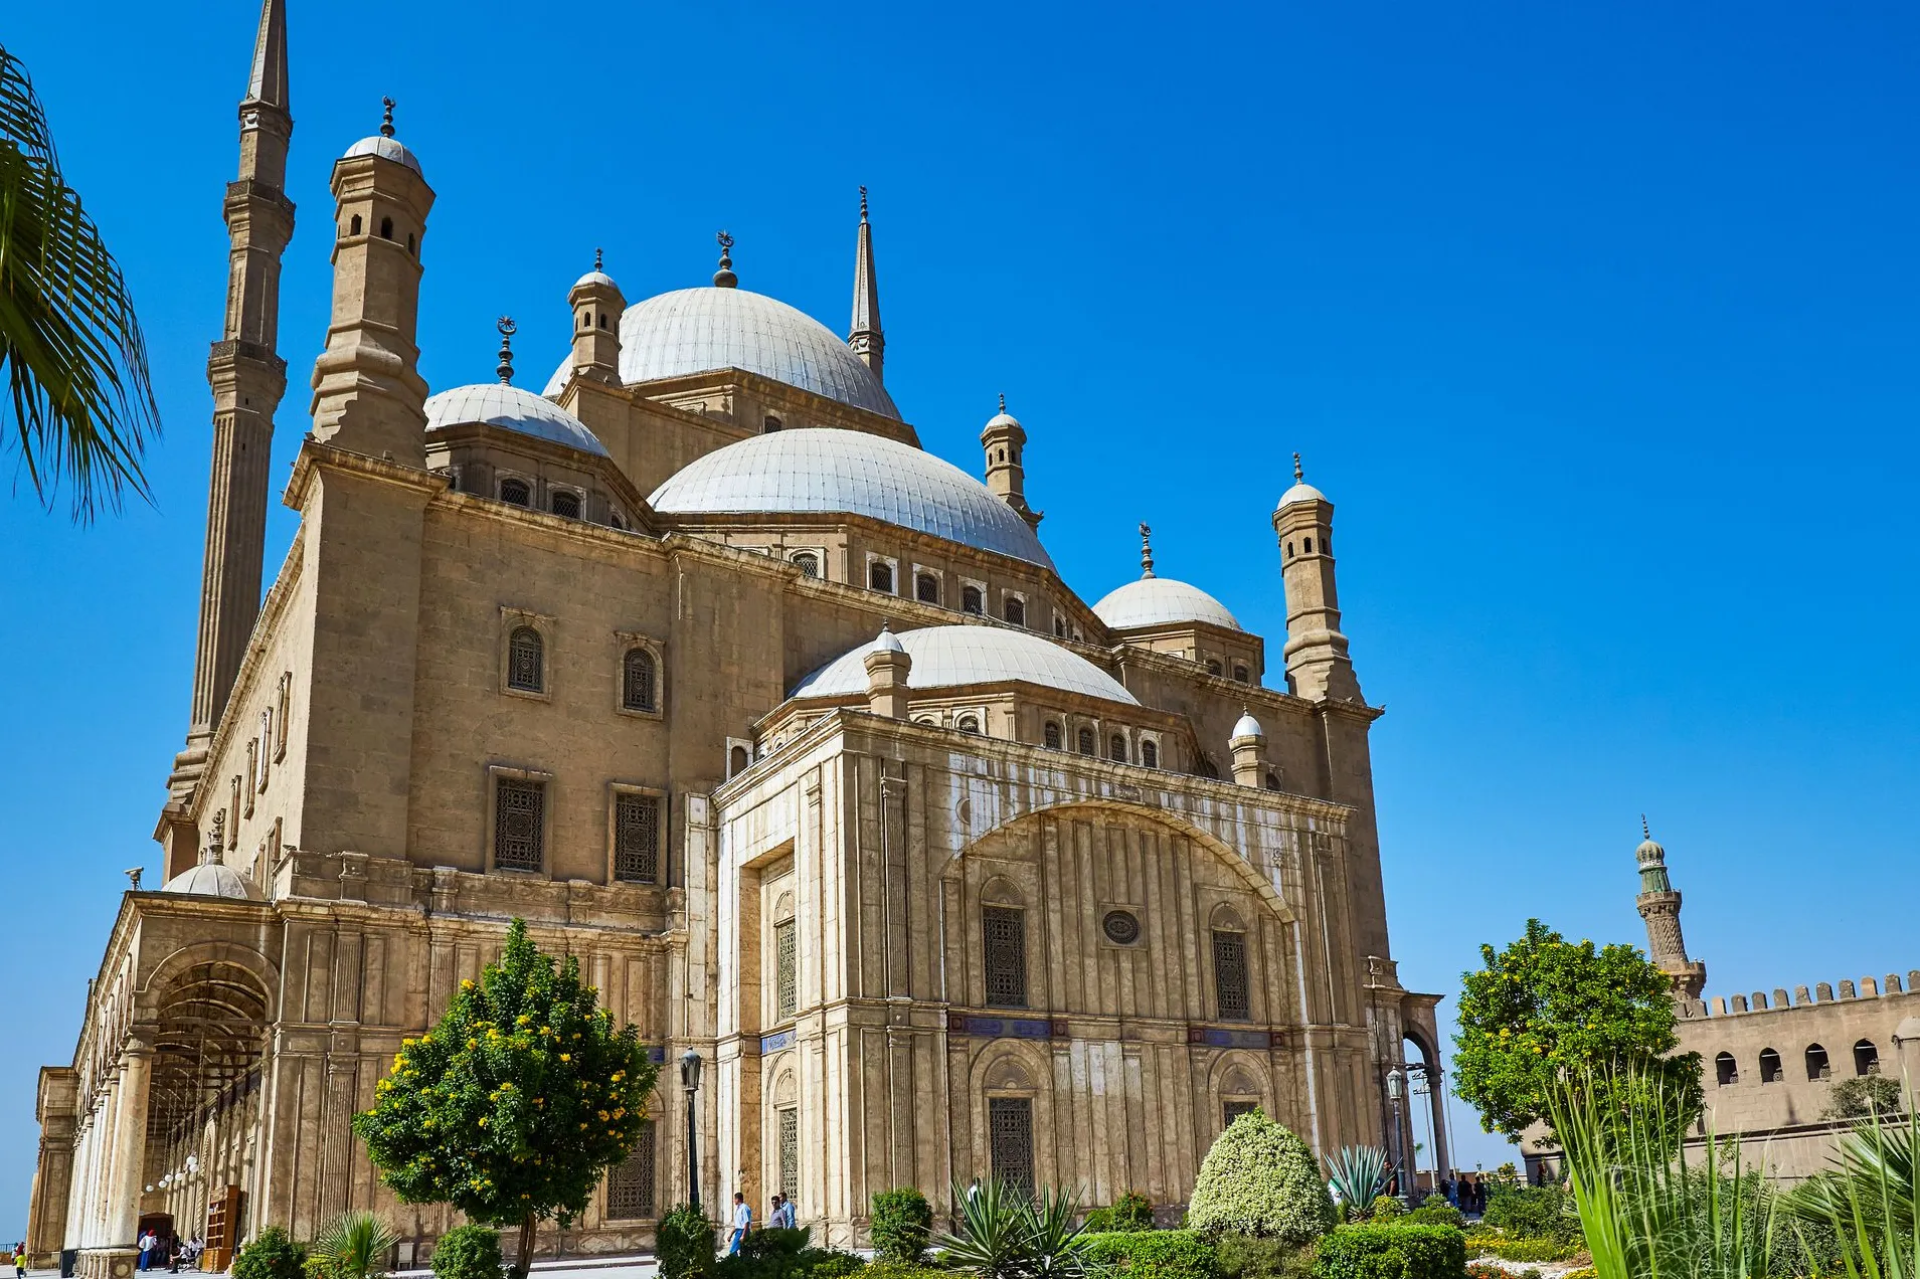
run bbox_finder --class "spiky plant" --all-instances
[311,1210,398,1279]
[1325,1146,1389,1217]
[938,1179,1090,1279]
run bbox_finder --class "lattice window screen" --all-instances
[507,627,544,692]
[1223,1100,1259,1129]
[495,780,545,871]
[604,1122,655,1220]
[614,794,660,883]
[623,648,657,712]
[778,1107,799,1198]
[1213,930,1251,1021]
[774,919,797,1020]
[988,1096,1034,1192]
[983,907,1028,1008]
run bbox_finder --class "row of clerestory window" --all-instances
[980,904,1250,1018]
[498,477,586,522]
[492,775,663,885]
[869,560,1034,627]
[505,626,658,714]
[1714,1040,1879,1086]
[1204,658,1253,684]
[1039,720,1158,768]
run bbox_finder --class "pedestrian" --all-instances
[15,1242,26,1279]
[772,1193,795,1231]
[727,1192,751,1255]
[136,1231,153,1272]
[1440,1175,1455,1207]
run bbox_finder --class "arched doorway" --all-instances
[1402,1031,1451,1196]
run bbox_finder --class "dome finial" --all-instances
[998,392,1006,414]
[594,246,604,272]
[714,229,738,288]
[1139,522,1155,578]
[1642,813,1651,840]
[380,95,396,138]
[496,316,517,384]
[1293,451,1304,483]
[860,185,869,223]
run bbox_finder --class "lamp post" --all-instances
[1386,1067,1406,1198]
[681,1049,704,1213]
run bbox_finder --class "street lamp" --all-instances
[1386,1068,1406,1197]
[681,1049,704,1213]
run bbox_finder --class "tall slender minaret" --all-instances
[168,0,294,803]
[847,186,884,381]
[1273,454,1362,702]
[1635,819,1707,1003]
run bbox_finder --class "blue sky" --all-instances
[3,0,1918,1222]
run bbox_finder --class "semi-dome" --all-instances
[792,625,1138,705]
[649,428,1054,569]
[426,383,610,458]
[1092,577,1241,631]
[542,286,899,420]
[162,861,258,901]
[342,134,422,175]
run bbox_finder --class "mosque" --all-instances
[24,1,1443,1270]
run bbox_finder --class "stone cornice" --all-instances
[423,420,656,526]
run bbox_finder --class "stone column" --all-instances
[84,1031,153,1279]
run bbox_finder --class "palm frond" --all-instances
[313,1209,397,1279]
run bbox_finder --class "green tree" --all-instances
[1187,1110,1335,1244]
[1823,1074,1904,1121]
[1,44,159,518]
[1452,919,1700,1143]
[353,919,659,1279]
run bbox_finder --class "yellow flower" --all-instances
[467,1039,479,1049]
[598,1110,610,1121]
[478,1117,489,1127]
[560,1053,571,1063]
[461,979,475,990]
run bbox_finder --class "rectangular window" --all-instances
[259,710,272,790]
[1224,1100,1259,1129]
[614,793,660,884]
[244,740,258,817]
[495,779,545,872]
[988,1096,1035,1192]
[604,1121,655,1220]
[774,918,797,1021]
[229,776,242,847]
[983,906,1028,1008]
[777,1107,799,1199]
[274,673,290,762]
[1213,930,1251,1021]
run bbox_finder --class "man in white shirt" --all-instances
[728,1192,751,1254]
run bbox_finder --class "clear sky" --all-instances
[4,0,1918,1227]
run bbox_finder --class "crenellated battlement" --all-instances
[1677,970,1920,1020]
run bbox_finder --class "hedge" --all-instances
[1080,1230,1221,1279]
[430,1226,503,1279]
[1310,1225,1466,1279]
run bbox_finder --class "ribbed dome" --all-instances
[649,428,1054,569]
[161,862,259,901]
[1092,577,1241,631]
[542,286,899,419]
[792,625,1138,705]
[426,383,610,458]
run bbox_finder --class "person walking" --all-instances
[727,1192,751,1255]
[773,1193,795,1230]
[137,1230,154,1272]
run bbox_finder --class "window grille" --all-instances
[777,1108,799,1198]
[604,1122,655,1219]
[500,478,531,507]
[495,779,545,872]
[1206,659,1222,676]
[983,906,1027,1008]
[774,919,797,1020]
[791,552,819,578]
[623,648,657,712]
[550,490,582,519]
[1141,740,1158,768]
[1223,1101,1259,1128]
[1043,723,1062,750]
[1077,728,1095,756]
[917,573,940,604]
[988,1097,1034,1192]
[869,561,894,593]
[614,793,659,883]
[962,586,984,615]
[1004,597,1025,627]
[1108,734,1127,762]
[1213,929,1250,1021]
[1233,665,1249,683]
[507,627,544,692]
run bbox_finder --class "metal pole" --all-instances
[686,1085,700,1214]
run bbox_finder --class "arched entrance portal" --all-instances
[1401,1031,1452,1195]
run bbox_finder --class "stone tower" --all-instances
[1272,455,1362,702]
[167,0,295,812]
[308,100,435,467]
[981,395,1041,530]
[847,187,884,380]
[1636,819,1707,1002]
[569,249,625,384]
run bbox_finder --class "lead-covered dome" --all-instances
[792,625,1138,705]
[1093,577,1241,631]
[426,383,610,458]
[649,428,1054,569]
[542,286,899,420]
[161,861,258,901]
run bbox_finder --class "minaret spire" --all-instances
[848,186,885,381]
[166,0,297,838]
[1634,820,1707,1005]
[1139,523,1155,578]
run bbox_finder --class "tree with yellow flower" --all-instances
[1452,918,1700,1144]
[353,919,659,1279]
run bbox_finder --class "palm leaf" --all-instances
[313,1209,397,1279]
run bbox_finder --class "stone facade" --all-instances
[25,2,1441,1269]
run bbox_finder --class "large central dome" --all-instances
[543,286,900,420]
[649,428,1054,569]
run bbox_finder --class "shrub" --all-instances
[1480,1185,1578,1244]
[1824,1075,1904,1121]
[808,1257,866,1279]
[234,1229,309,1279]
[1086,1192,1157,1233]
[1470,1238,1577,1263]
[861,1265,949,1279]
[1212,1236,1314,1279]
[1363,1198,1401,1221]
[1310,1225,1464,1279]
[658,1205,717,1279]
[715,1226,851,1279]
[1080,1230,1219,1279]
[1400,1198,1459,1230]
[1188,1111,1336,1245]
[872,1187,935,1263]
[1560,1269,1597,1279]
[431,1227,503,1279]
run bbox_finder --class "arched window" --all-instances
[379,216,393,240]
[962,585,984,615]
[1303,536,1314,554]
[956,715,981,735]
[1212,929,1251,1020]
[507,627,544,693]
[1077,727,1096,756]
[623,648,657,713]
[1141,740,1158,768]
[729,744,750,777]
[1855,1040,1881,1076]
[869,560,894,593]
[1759,1048,1783,1084]
[1206,659,1222,676]
[791,552,819,579]
[1715,1052,1739,1086]
[916,573,940,604]
[764,415,782,433]
[406,232,416,256]
[349,214,363,236]
[1043,722,1062,749]
[550,490,581,519]
[1004,596,1026,627]
[1053,615,1066,637]
[1807,1044,1831,1081]
[1108,733,1127,763]
[1285,541,1294,559]
[1264,771,1281,791]
[610,511,626,531]
[598,313,608,330]
[581,310,591,329]
[499,478,531,507]
[982,906,1027,1008]
[1233,664,1250,683]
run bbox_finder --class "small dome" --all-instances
[543,286,898,419]
[1231,711,1265,741]
[1278,480,1326,509]
[1093,577,1241,631]
[985,408,1021,431]
[573,270,620,292]
[162,862,258,901]
[867,627,906,656]
[426,383,610,458]
[649,428,1053,568]
[793,625,1138,706]
[1636,835,1666,866]
[342,134,423,175]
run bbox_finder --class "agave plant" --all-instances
[938,1178,1089,1279]
[1325,1145,1389,1215]
[311,1210,398,1279]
